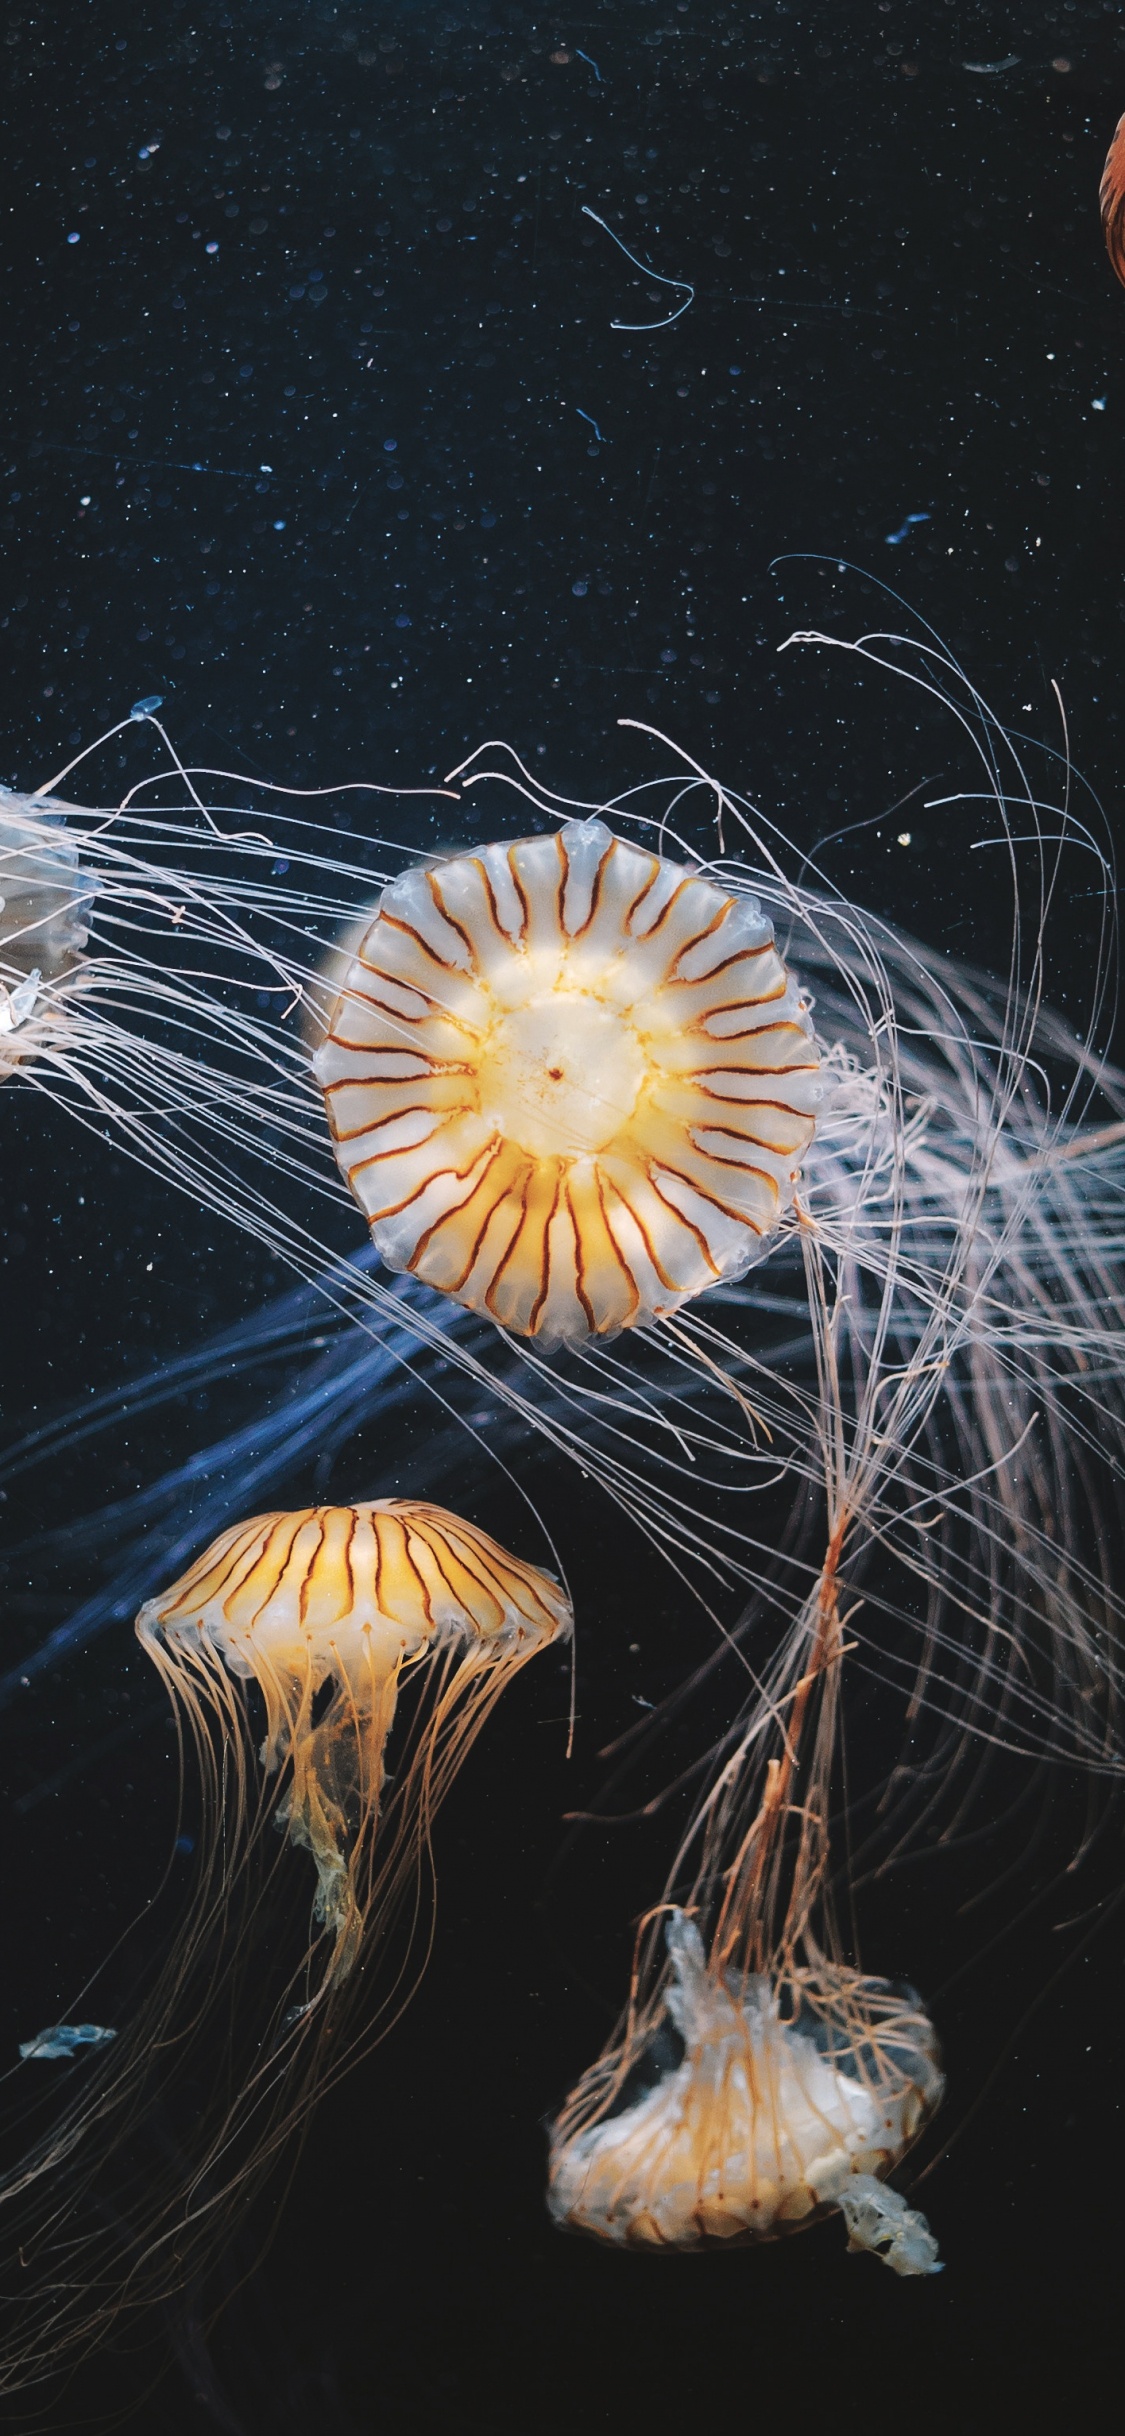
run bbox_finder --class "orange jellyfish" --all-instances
[548,1912,943,2268]
[547,1535,944,2272]
[313,819,821,1339]
[0,1500,569,2390]
[137,1497,571,1984]
[1101,109,1125,287]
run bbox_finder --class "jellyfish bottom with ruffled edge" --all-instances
[547,1912,943,2274]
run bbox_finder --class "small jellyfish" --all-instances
[547,1910,943,2262]
[548,1511,945,2274]
[18,2024,117,2064]
[313,820,821,1339]
[0,791,94,1076]
[137,1499,570,1981]
[1100,109,1125,288]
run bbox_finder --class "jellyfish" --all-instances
[0,1498,568,2388]
[1100,108,1125,289]
[547,1911,943,2267]
[0,788,95,1075]
[312,822,821,1339]
[137,1496,571,1980]
[547,1494,945,2273]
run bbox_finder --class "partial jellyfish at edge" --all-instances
[0,790,95,1074]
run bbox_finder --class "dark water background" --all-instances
[2,2,1123,2428]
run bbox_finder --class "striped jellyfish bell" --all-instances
[314,819,822,1340]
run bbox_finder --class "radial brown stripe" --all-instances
[694,1122,808,1158]
[551,827,567,929]
[527,1168,564,1336]
[658,1159,778,1226]
[407,1146,514,1286]
[594,1165,643,1319]
[400,1523,439,1629]
[344,1118,446,1166]
[238,1513,308,1632]
[621,859,669,936]
[568,835,613,938]
[350,1137,495,1217]
[380,910,466,975]
[566,1176,599,1335]
[418,1535,504,1634]
[668,940,772,985]
[619,853,663,932]
[690,983,789,1023]
[473,856,509,944]
[427,870,478,961]
[350,962,458,1008]
[603,1171,683,1293]
[329,1102,461,1146]
[298,1517,327,1626]
[644,1171,722,1270]
[340,1509,357,1618]
[506,847,532,942]
[643,884,724,951]
[483,1170,539,1319]
[325,1034,450,1067]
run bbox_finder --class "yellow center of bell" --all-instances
[477,989,646,1161]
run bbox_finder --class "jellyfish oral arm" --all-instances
[837,2176,942,2276]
